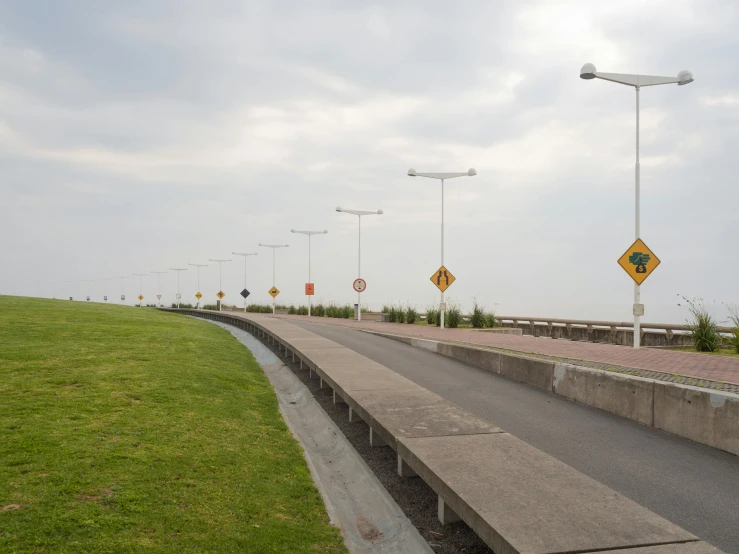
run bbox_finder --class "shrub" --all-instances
[288,305,297,315]
[203,303,218,311]
[485,311,497,328]
[406,306,418,324]
[313,303,325,317]
[425,306,437,326]
[445,303,461,328]
[728,305,739,354]
[297,305,309,315]
[681,296,721,352]
[387,306,398,323]
[396,305,406,324]
[170,302,194,309]
[470,300,486,328]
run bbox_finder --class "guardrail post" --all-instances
[547,321,553,338]
[610,326,618,344]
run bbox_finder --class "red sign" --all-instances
[305,283,315,296]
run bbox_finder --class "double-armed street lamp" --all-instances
[151,271,167,306]
[580,63,694,349]
[169,268,188,309]
[81,279,95,302]
[117,276,129,304]
[232,252,258,312]
[209,258,231,311]
[258,243,289,314]
[188,263,209,309]
[291,229,328,317]
[133,273,148,307]
[407,168,476,329]
[335,207,383,322]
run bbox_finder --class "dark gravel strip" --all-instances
[260,335,493,554]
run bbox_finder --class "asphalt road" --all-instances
[292,320,739,554]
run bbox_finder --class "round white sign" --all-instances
[353,278,367,293]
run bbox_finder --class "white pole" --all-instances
[634,86,641,349]
[244,256,247,312]
[272,249,276,314]
[357,215,362,321]
[177,272,180,308]
[440,178,445,330]
[219,262,222,312]
[308,234,312,317]
[197,267,200,308]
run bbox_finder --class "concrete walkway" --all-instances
[262,315,739,387]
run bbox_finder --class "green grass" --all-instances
[673,347,739,358]
[0,296,346,554]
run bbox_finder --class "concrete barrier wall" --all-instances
[368,330,739,457]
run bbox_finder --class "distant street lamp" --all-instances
[335,207,383,322]
[97,277,113,302]
[232,252,258,312]
[151,271,167,307]
[133,273,148,307]
[258,243,289,314]
[291,229,328,317]
[188,263,209,309]
[209,258,232,312]
[580,63,694,349]
[407,168,476,329]
[81,279,95,302]
[116,276,129,304]
[169,268,187,309]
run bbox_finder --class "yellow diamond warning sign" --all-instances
[195,292,202,300]
[268,286,280,298]
[216,291,225,300]
[618,238,661,285]
[430,266,456,292]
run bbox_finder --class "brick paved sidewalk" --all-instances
[266,314,739,388]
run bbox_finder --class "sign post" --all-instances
[618,239,661,346]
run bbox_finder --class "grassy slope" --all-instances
[0,297,346,553]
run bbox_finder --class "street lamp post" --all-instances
[335,207,383,322]
[258,243,289,314]
[133,273,148,307]
[580,63,694,349]
[209,258,232,312]
[81,279,94,302]
[116,276,129,304]
[188,263,208,309]
[151,271,167,306]
[291,229,328,317]
[407,168,477,329]
[169,268,187,309]
[232,252,258,312]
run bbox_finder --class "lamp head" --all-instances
[468,168,477,176]
[290,228,296,233]
[407,168,417,177]
[336,206,342,212]
[377,209,384,215]
[324,230,328,234]
[580,63,597,80]
[677,70,694,86]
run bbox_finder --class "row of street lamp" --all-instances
[67,64,693,349]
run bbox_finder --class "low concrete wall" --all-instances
[367,330,739,457]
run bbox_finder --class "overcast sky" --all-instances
[1,0,737,322]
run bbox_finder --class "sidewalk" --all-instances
[265,314,739,390]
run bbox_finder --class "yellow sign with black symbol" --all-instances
[195,292,202,300]
[430,266,456,292]
[216,291,225,299]
[618,238,661,285]
[268,286,280,298]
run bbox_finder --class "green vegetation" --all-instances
[406,306,418,324]
[0,297,346,554]
[471,300,497,329]
[382,304,418,324]
[728,305,739,354]
[681,296,722,352]
[169,302,193,309]
[445,303,462,328]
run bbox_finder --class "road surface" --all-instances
[291,319,739,553]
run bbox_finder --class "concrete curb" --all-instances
[363,330,739,457]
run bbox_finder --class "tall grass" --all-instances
[728,305,739,354]
[681,296,722,352]
[171,303,194,309]
[406,306,418,324]
[426,305,439,326]
[470,300,486,328]
[446,303,462,328]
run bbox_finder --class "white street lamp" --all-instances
[232,252,258,312]
[581,63,694,349]
[188,263,208,309]
[81,279,94,302]
[291,229,328,317]
[151,271,167,306]
[407,168,476,329]
[116,276,129,304]
[209,258,232,312]
[133,273,148,307]
[335,207,383,322]
[258,243,289,314]
[169,268,187,309]
[96,277,113,302]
